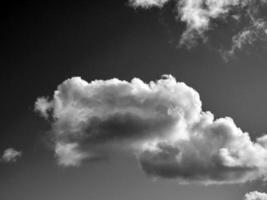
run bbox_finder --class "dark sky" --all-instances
[1,0,267,199]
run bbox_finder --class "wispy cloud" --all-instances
[35,75,267,184]
[222,19,267,61]
[129,0,169,8]
[55,142,88,167]
[1,148,22,163]
[244,191,267,200]
[129,0,267,59]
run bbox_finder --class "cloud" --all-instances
[55,142,88,167]
[139,115,267,184]
[35,97,53,119]
[244,191,267,200]
[1,148,22,163]
[129,0,169,8]
[35,75,267,184]
[129,0,267,58]
[222,19,267,61]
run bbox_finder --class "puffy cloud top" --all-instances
[244,191,267,200]
[35,75,267,184]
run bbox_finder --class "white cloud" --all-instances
[129,0,169,8]
[35,75,267,184]
[35,97,53,119]
[222,19,267,61]
[55,142,88,167]
[129,0,267,56]
[177,0,241,46]
[139,114,267,184]
[1,148,22,163]
[244,191,267,200]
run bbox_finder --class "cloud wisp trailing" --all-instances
[129,0,267,59]
[244,191,267,200]
[130,0,170,8]
[35,75,267,184]
[1,148,22,163]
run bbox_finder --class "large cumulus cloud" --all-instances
[35,75,267,184]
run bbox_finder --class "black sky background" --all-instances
[1,1,267,199]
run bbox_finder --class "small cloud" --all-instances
[55,142,88,167]
[1,148,22,163]
[35,97,53,119]
[129,0,169,8]
[244,191,267,200]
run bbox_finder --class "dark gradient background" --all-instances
[1,1,267,199]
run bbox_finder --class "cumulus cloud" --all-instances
[129,0,267,58]
[244,191,267,200]
[1,148,22,163]
[35,75,267,184]
[35,97,53,119]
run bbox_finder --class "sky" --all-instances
[1,0,267,200]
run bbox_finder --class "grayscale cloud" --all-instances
[35,75,267,184]
[54,142,87,167]
[222,19,267,61]
[1,148,22,163]
[244,191,267,200]
[129,0,169,8]
[129,0,267,59]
